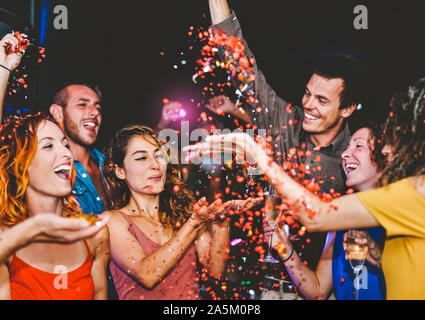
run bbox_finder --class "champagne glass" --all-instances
[259,188,283,264]
[346,233,368,300]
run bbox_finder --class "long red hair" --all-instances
[0,113,81,226]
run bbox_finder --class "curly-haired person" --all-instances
[103,125,261,300]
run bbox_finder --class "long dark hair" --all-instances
[103,124,195,232]
[375,77,425,186]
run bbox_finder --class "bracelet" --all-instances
[0,64,11,73]
[282,246,295,263]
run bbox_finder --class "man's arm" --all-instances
[209,0,231,25]
[207,1,297,135]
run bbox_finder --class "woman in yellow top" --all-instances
[185,77,425,300]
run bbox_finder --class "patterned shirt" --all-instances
[72,148,106,215]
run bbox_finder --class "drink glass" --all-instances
[259,191,283,264]
[346,234,368,300]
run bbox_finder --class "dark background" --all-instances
[1,0,425,149]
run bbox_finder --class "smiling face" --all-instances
[115,135,168,195]
[61,85,102,147]
[341,127,379,191]
[302,74,354,135]
[27,120,74,198]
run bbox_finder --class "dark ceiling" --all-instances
[2,0,425,149]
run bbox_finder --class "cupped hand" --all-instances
[192,197,229,224]
[183,132,260,164]
[215,197,263,220]
[33,213,110,243]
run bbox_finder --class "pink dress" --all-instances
[109,211,201,300]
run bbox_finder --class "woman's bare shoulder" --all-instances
[102,210,130,230]
[408,175,425,198]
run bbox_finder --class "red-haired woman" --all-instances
[0,113,110,299]
[103,125,261,300]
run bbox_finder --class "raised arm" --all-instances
[207,1,296,133]
[209,0,231,25]
[0,33,25,122]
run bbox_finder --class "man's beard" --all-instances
[63,114,97,148]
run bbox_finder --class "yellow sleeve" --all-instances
[357,178,425,238]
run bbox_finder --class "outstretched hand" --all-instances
[218,197,263,219]
[192,196,263,225]
[33,213,110,243]
[183,132,263,165]
[192,197,229,224]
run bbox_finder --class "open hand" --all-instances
[183,132,261,165]
[33,213,110,243]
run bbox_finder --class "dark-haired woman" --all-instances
[103,125,260,300]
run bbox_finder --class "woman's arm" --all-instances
[107,199,231,289]
[195,198,261,278]
[108,213,204,289]
[184,133,380,232]
[0,214,109,263]
[0,219,41,263]
[272,228,335,300]
[88,227,110,300]
[195,219,230,279]
[255,149,380,231]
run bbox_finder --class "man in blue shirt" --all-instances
[49,82,117,299]
[49,82,109,214]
